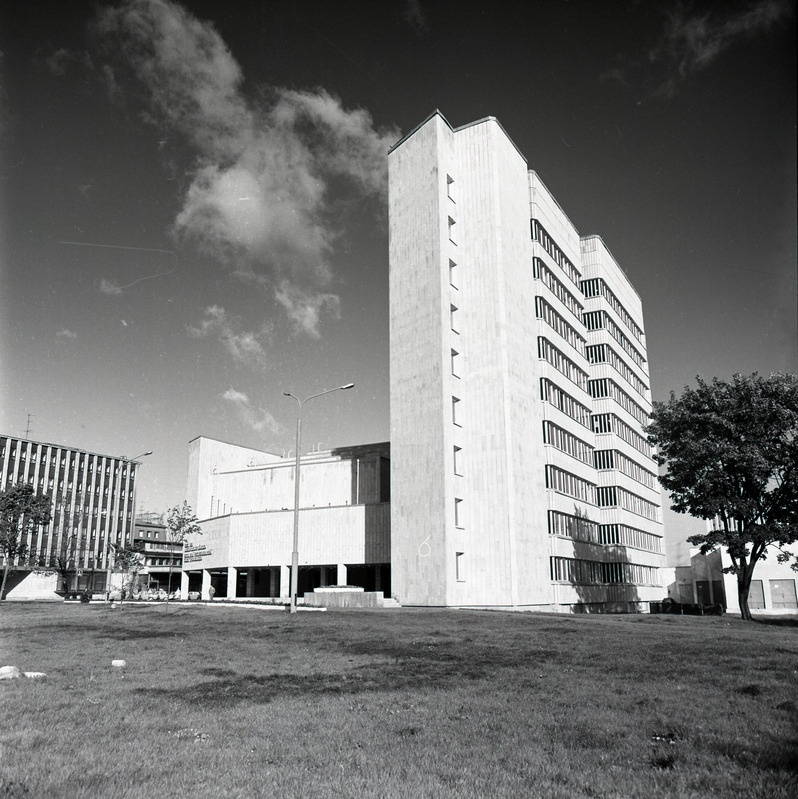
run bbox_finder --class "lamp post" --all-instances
[283,384,354,613]
[105,450,152,599]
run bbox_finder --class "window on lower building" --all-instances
[456,551,464,582]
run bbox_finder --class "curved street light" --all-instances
[283,384,354,614]
[104,450,152,599]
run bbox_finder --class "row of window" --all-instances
[538,338,589,392]
[547,511,661,552]
[540,378,592,428]
[545,465,596,504]
[586,343,648,399]
[532,258,584,322]
[535,297,586,355]
[594,449,657,489]
[583,310,646,370]
[596,485,660,521]
[591,413,651,456]
[550,556,658,585]
[530,219,581,287]
[600,523,662,552]
[580,277,644,343]
[588,378,649,427]
[542,421,594,465]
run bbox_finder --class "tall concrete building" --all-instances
[0,434,142,598]
[388,111,663,610]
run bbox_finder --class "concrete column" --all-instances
[202,569,211,600]
[181,571,189,596]
[320,566,329,588]
[227,567,237,598]
[337,563,347,586]
[280,565,290,598]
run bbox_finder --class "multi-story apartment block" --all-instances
[132,512,183,594]
[0,434,142,598]
[388,111,663,610]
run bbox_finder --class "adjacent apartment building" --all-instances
[0,434,142,599]
[388,111,663,610]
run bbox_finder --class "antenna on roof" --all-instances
[24,413,33,440]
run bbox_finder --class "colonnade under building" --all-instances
[181,562,391,601]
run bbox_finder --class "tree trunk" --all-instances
[737,565,755,621]
[0,562,10,601]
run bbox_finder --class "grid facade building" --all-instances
[0,434,141,595]
[388,111,663,610]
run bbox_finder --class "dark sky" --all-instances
[1,0,795,512]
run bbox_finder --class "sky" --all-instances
[1,0,795,515]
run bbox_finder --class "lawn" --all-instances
[0,603,796,798]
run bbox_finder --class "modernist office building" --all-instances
[181,111,663,611]
[388,112,663,610]
[0,434,142,598]
[182,436,390,600]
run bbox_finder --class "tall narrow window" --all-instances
[448,216,456,242]
[450,304,459,333]
[452,396,461,426]
[451,348,460,378]
[446,174,455,201]
[454,498,463,528]
[456,551,464,581]
[453,445,462,475]
[449,259,458,289]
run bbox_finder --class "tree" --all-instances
[111,543,144,601]
[164,501,201,602]
[0,484,52,601]
[647,373,798,620]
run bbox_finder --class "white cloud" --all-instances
[650,0,792,96]
[93,0,398,337]
[99,278,123,295]
[56,328,78,341]
[188,305,272,366]
[222,387,281,435]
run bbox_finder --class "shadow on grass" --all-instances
[139,641,559,707]
[754,616,798,628]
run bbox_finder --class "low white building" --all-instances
[181,437,390,600]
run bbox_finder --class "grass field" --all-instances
[1,603,796,798]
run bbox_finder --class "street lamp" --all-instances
[105,450,152,599]
[283,383,354,614]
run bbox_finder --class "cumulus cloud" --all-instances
[56,328,78,341]
[188,305,272,366]
[92,0,398,337]
[222,387,281,435]
[649,0,792,97]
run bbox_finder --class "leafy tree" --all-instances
[111,543,144,601]
[0,484,52,601]
[647,373,798,620]
[164,501,201,602]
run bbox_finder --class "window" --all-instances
[454,498,463,528]
[769,579,798,609]
[453,446,462,475]
[451,348,460,378]
[448,216,456,242]
[456,551,464,581]
[542,421,593,465]
[446,174,455,201]
[449,259,458,289]
[452,396,461,426]
[545,465,596,504]
[450,304,459,333]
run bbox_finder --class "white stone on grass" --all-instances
[111,659,126,668]
[0,665,21,680]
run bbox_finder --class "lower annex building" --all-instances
[180,111,664,611]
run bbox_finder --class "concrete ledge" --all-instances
[304,589,386,608]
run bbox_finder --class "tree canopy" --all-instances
[647,372,798,619]
[0,484,52,601]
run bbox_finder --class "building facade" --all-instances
[0,434,142,599]
[388,111,663,610]
[182,437,390,600]
[132,512,183,594]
